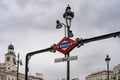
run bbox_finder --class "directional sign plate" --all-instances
[54,37,78,54]
[54,55,78,63]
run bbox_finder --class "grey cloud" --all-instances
[0,0,120,80]
[0,0,8,10]
[0,0,61,32]
[77,0,120,31]
[15,0,29,8]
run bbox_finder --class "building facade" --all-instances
[72,78,80,80]
[113,64,120,80]
[85,64,120,80]
[85,70,114,80]
[0,44,43,80]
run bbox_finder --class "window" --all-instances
[118,75,120,80]
[7,57,10,61]
[8,78,10,80]
[13,58,16,65]
[118,69,120,74]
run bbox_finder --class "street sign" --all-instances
[67,55,78,61]
[55,57,67,63]
[54,55,78,63]
[54,37,78,55]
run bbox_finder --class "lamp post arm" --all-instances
[61,23,67,37]
[25,47,54,80]
[77,31,120,45]
[61,23,67,27]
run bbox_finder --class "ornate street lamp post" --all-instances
[56,5,74,38]
[56,5,74,80]
[105,54,111,80]
[13,53,22,80]
[24,4,120,80]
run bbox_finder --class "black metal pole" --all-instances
[67,24,70,80]
[17,54,19,80]
[105,55,111,80]
[107,61,109,80]
[25,47,53,80]
[25,53,29,80]
[67,53,70,80]
[77,31,120,44]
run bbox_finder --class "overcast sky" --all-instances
[0,0,120,80]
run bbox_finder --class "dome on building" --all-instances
[7,44,15,54]
[8,44,14,50]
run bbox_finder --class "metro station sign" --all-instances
[54,37,78,55]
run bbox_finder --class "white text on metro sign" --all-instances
[59,41,71,49]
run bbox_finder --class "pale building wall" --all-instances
[0,44,44,80]
[5,53,17,72]
[72,78,80,80]
[36,73,43,79]
[113,64,120,80]
[85,70,114,80]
